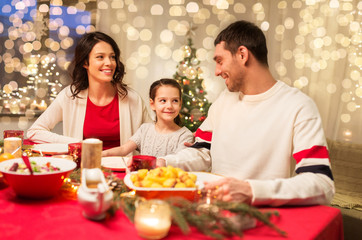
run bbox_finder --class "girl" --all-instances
[27,32,151,149]
[102,78,194,157]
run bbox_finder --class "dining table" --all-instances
[0,141,344,240]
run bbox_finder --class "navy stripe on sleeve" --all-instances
[190,142,211,150]
[296,165,334,180]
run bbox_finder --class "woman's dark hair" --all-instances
[69,31,127,98]
[214,20,269,67]
[149,78,182,126]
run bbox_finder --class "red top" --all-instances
[83,94,120,150]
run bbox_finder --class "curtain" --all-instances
[96,0,361,144]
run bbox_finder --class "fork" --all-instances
[121,157,130,174]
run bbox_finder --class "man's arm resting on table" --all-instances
[204,177,253,204]
[157,146,211,172]
[200,172,333,206]
[248,172,334,206]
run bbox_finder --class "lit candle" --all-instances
[38,100,48,111]
[30,100,37,110]
[134,200,171,239]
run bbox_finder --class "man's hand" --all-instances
[204,177,253,204]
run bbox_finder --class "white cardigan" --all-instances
[27,86,152,144]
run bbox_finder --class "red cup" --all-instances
[68,143,82,169]
[3,130,24,141]
[130,155,157,171]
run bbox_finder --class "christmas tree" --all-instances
[174,37,211,132]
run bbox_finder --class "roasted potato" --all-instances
[131,166,197,188]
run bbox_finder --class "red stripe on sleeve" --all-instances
[195,128,212,142]
[293,145,329,164]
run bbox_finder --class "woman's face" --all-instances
[84,41,116,85]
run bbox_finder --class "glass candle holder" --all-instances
[3,130,24,141]
[4,137,22,158]
[134,199,171,239]
[68,143,82,169]
[130,155,156,171]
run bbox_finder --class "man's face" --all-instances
[213,41,244,92]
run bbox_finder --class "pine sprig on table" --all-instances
[68,171,287,239]
[169,204,190,234]
[167,197,287,239]
[117,192,137,221]
[68,168,81,182]
[113,193,287,239]
[215,201,286,236]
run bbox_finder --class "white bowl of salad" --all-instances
[0,157,76,199]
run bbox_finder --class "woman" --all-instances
[27,32,151,149]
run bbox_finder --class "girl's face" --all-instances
[84,41,116,85]
[150,85,181,124]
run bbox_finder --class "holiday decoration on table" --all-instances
[62,169,286,239]
[174,28,211,132]
[117,190,286,239]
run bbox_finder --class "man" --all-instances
[158,20,334,206]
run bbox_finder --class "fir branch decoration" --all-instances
[169,204,190,235]
[215,201,286,236]
[118,193,138,222]
[115,194,287,239]
[67,170,286,239]
[68,168,81,182]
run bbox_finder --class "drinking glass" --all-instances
[3,130,24,141]
[130,155,157,171]
[68,143,82,169]
[81,138,102,170]
[4,137,22,158]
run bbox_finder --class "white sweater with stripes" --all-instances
[163,81,335,206]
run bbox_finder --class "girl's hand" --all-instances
[184,142,194,147]
[156,158,166,167]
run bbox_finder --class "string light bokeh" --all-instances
[0,0,96,129]
[0,0,361,143]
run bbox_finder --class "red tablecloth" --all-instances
[6,142,343,239]
[0,179,343,240]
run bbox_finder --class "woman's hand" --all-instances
[204,177,253,204]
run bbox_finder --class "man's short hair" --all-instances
[214,20,269,67]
